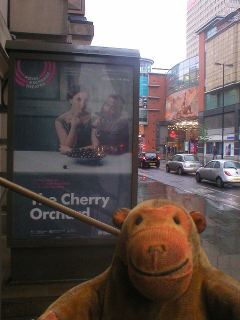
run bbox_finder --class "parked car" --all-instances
[166,154,201,175]
[138,152,160,168]
[196,159,240,187]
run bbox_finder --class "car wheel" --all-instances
[196,173,202,183]
[178,167,183,175]
[140,162,144,168]
[216,177,223,188]
[166,164,170,172]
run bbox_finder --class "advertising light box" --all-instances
[6,41,140,246]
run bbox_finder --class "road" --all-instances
[137,163,240,282]
[138,164,240,211]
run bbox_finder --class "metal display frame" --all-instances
[5,40,140,283]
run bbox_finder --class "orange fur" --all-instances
[38,199,240,320]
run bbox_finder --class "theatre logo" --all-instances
[15,59,56,89]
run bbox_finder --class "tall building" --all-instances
[139,59,167,155]
[187,0,240,59]
[196,8,240,161]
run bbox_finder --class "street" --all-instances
[137,163,240,283]
[138,162,240,209]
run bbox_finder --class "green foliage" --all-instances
[197,122,209,142]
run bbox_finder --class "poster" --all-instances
[166,86,198,121]
[13,59,134,240]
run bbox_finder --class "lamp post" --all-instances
[215,62,233,159]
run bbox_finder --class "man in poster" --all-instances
[95,94,129,154]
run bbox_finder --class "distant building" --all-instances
[139,59,167,154]
[165,56,199,156]
[197,8,240,160]
[187,0,240,59]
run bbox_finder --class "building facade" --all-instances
[165,56,199,156]
[187,0,240,59]
[138,59,167,155]
[197,8,240,161]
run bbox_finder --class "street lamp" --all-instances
[214,62,233,159]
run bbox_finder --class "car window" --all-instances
[184,155,199,161]
[205,161,215,168]
[145,153,156,157]
[234,162,240,169]
[224,161,240,169]
[172,155,178,161]
[214,161,220,169]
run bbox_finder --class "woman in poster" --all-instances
[55,84,99,153]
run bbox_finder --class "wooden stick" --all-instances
[0,177,120,237]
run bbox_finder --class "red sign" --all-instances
[170,130,177,139]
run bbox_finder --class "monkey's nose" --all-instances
[148,245,166,255]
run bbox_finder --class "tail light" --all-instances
[142,156,146,161]
[224,171,231,176]
[157,156,161,161]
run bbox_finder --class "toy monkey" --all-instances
[39,199,240,320]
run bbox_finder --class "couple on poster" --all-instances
[55,84,129,155]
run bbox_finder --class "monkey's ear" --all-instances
[189,211,206,234]
[113,208,131,229]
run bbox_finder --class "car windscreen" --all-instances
[184,155,199,162]
[224,161,240,169]
[145,153,156,157]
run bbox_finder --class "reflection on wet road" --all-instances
[137,176,240,282]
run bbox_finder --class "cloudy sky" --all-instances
[86,0,187,69]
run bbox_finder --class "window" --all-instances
[218,89,236,107]
[206,142,214,154]
[205,161,215,168]
[214,161,220,168]
[215,142,222,156]
[205,93,217,110]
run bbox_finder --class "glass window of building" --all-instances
[218,89,237,107]
[166,55,199,97]
[206,142,214,154]
[205,93,217,110]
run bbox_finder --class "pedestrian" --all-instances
[213,145,217,160]
[167,145,170,158]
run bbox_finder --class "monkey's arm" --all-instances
[38,268,110,320]
[204,268,240,320]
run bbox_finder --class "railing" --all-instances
[0,177,120,237]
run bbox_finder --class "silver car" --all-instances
[166,154,201,175]
[196,160,240,187]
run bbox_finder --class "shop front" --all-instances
[167,122,198,156]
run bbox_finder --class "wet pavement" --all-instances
[137,174,240,282]
[1,169,240,319]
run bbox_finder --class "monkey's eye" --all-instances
[173,217,180,225]
[135,216,143,225]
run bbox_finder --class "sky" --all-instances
[86,0,188,70]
